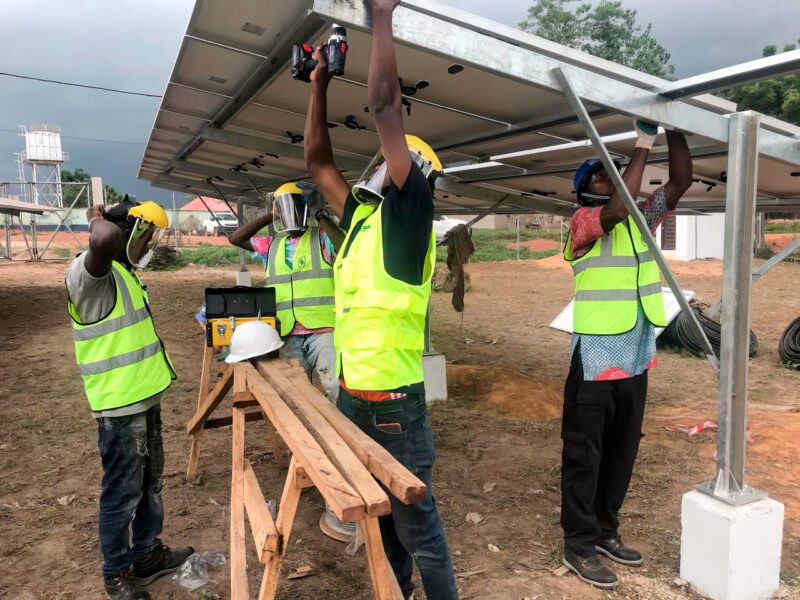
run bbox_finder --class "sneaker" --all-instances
[563,550,618,589]
[132,539,194,585]
[104,572,151,600]
[596,536,643,566]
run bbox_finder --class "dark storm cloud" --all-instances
[0,1,194,205]
[1,0,797,207]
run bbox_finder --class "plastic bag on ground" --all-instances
[171,551,227,591]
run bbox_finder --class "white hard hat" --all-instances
[225,320,284,363]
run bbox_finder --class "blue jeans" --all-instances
[337,390,459,600]
[282,331,339,403]
[97,405,164,578]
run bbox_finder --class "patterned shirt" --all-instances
[252,230,336,336]
[568,187,670,381]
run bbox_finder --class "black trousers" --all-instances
[560,348,648,556]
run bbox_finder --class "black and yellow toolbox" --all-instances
[204,286,279,347]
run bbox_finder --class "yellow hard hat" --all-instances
[274,182,303,197]
[404,134,442,173]
[129,201,169,229]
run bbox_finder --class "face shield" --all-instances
[273,193,308,233]
[352,151,439,205]
[126,217,165,269]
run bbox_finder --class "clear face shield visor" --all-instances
[272,193,308,233]
[126,218,165,269]
[352,151,437,205]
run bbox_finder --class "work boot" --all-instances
[132,539,194,585]
[563,549,618,589]
[104,572,151,600]
[596,536,643,566]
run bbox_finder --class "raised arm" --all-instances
[662,130,693,210]
[83,205,125,277]
[599,147,649,232]
[368,0,412,189]
[305,46,350,220]
[317,213,346,251]
[227,211,273,252]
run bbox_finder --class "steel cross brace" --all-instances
[706,234,800,319]
[552,67,720,376]
[40,185,89,259]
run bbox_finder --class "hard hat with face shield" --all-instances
[574,158,623,206]
[272,182,308,233]
[125,201,168,269]
[352,134,443,205]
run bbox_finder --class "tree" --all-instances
[519,0,675,78]
[60,167,126,205]
[724,42,800,126]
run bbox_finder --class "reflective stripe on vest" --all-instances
[565,215,666,334]
[334,203,435,391]
[69,261,175,412]
[265,228,335,336]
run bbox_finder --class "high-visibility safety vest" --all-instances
[565,215,666,334]
[334,203,435,391]
[68,261,176,412]
[265,228,335,337]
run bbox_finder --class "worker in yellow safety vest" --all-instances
[66,197,193,600]
[304,1,458,597]
[559,122,693,589]
[227,182,353,542]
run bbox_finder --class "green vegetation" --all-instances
[437,228,562,263]
[61,167,125,204]
[764,220,800,233]
[725,42,800,126]
[52,247,72,258]
[754,246,776,260]
[520,0,675,78]
[150,245,260,270]
[180,245,260,268]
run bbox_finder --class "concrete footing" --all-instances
[423,353,447,402]
[680,490,784,600]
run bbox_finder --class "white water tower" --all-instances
[16,124,68,206]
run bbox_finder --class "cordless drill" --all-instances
[291,24,348,82]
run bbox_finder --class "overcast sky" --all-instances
[1,0,798,206]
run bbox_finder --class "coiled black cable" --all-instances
[659,300,758,358]
[779,316,800,368]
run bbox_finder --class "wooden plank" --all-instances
[254,359,427,505]
[186,344,215,482]
[243,460,279,562]
[203,410,264,430]
[186,366,234,434]
[242,362,365,522]
[230,408,249,600]
[360,517,404,600]
[257,360,390,518]
[232,363,258,407]
[258,457,303,600]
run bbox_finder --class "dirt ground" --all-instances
[1,253,800,600]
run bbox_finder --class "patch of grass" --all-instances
[437,229,561,263]
[52,247,72,258]
[765,220,800,233]
[180,245,259,267]
[755,245,776,259]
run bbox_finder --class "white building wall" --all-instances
[657,213,725,261]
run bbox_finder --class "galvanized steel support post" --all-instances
[698,112,766,505]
